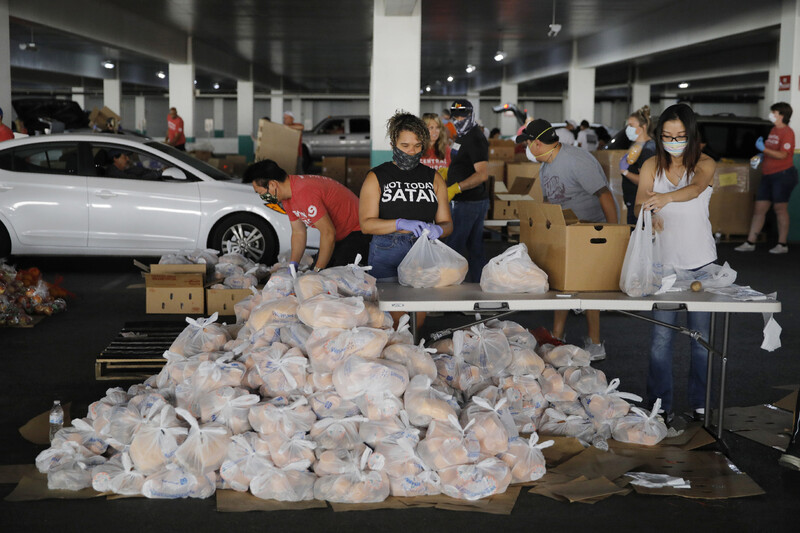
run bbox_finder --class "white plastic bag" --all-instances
[453,324,512,377]
[620,207,664,297]
[319,254,378,300]
[332,356,409,400]
[403,375,458,427]
[612,399,669,446]
[250,460,316,501]
[296,294,368,329]
[92,452,145,495]
[397,230,468,288]
[498,433,554,483]
[439,457,511,501]
[219,433,273,491]
[480,243,549,294]
[175,408,231,474]
[248,397,316,436]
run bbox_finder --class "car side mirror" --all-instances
[161,167,187,180]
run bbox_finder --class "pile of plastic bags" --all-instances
[36,259,666,502]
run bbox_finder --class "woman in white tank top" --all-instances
[634,104,717,425]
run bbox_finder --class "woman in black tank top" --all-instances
[359,112,453,282]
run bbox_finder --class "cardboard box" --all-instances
[505,162,540,189]
[190,150,212,162]
[593,149,627,182]
[206,288,253,316]
[486,160,506,185]
[148,264,207,275]
[88,106,122,132]
[322,156,347,183]
[713,161,750,192]
[489,145,515,162]
[346,159,371,194]
[518,202,631,291]
[255,118,301,174]
[709,190,754,236]
[144,273,205,314]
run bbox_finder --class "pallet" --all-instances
[95,320,186,380]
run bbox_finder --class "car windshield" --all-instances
[146,141,236,181]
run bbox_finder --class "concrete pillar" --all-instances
[270,90,284,124]
[565,42,595,124]
[776,0,800,111]
[103,79,121,117]
[237,80,254,160]
[631,82,650,113]
[762,66,778,117]
[0,0,11,126]
[369,0,421,165]
[213,98,224,137]
[134,95,146,134]
[291,97,302,124]
[169,63,195,143]
[71,87,85,110]
[500,81,518,137]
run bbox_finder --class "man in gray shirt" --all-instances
[516,118,618,360]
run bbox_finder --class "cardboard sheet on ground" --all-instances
[529,475,630,503]
[772,389,798,412]
[721,405,792,450]
[5,474,104,502]
[330,487,521,515]
[216,489,328,512]
[551,447,645,481]
[19,403,72,445]
[0,464,37,484]
[541,436,586,465]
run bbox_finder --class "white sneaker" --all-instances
[734,241,756,252]
[769,244,789,254]
[584,339,606,361]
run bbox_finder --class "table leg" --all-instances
[717,312,731,440]
[704,313,716,430]
[410,312,418,343]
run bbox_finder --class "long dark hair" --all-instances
[653,103,702,177]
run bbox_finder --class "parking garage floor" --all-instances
[1,241,798,532]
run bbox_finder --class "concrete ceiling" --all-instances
[5,0,785,102]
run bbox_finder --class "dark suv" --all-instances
[603,113,772,160]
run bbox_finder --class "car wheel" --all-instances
[0,224,10,259]
[210,214,278,265]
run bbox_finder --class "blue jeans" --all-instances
[367,233,416,281]
[647,310,711,414]
[444,198,490,283]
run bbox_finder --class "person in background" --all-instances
[0,107,14,142]
[736,102,797,254]
[489,127,501,139]
[283,111,304,131]
[165,107,186,151]
[247,159,370,271]
[359,111,453,280]
[421,113,452,173]
[576,120,599,151]
[555,119,578,146]
[441,108,457,143]
[106,150,161,180]
[516,118,618,360]
[444,99,490,283]
[635,103,717,425]
[620,105,656,224]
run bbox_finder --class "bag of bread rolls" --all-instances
[480,243,548,294]
[129,404,187,474]
[497,433,554,483]
[416,415,481,470]
[141,462,216,499]
[250,459,316,501]
[611,399,669,446]
[319,254,378,300]
[537,407,595,444]
[91,452,145,496]
[197,387,260,434]
[265,268,295,296]
[439,457,511,500]
[313,448,390,503]
[219,432,273,491]
[170,313,230,357]
[538,367,579,403]
[174,408,231,475]
[539,343,591,368]
[280,322,313,353]
[505,344,546,378]
[382,340,437,381]
[453,324,512,377]
[248,397,316,436]
[359,410,420,447]
[313,444,368,476]
[296,293,369,329]
[247,296,299,330]
[332,356,409,400]
[460,396,514,455]
[387,314,415,346]
[404,374,459,427]
[308,390,361,419]
[581,378,643,423]
[353,390,403,420]
[561,366,608,396]
[309,415,367,450]
[306,327,389,373]
[264,431,317,467]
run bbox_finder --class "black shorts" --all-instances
[327,231,373,268]
[756,166,798,203]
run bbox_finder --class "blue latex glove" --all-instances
[289,261,299,271]
[396,218,427,237]
[425,224,444,240]
[755,136,765,152]
[619,155,630,173]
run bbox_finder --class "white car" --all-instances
[0,133,319,263]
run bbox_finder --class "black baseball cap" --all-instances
[515,118,559,144]
[109,148,131,158]
[450,99,473,117]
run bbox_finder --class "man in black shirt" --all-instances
[443,99,489,282]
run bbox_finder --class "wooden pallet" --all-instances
[95,321,186,380]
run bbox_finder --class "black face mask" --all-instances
[392,146,423,171]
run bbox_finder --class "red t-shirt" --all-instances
[0,123,14,142]
[420,145,451,171]
[167,115,186,145]
[283,175,361,241]
[762,125,795,175]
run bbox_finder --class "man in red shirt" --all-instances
[0,107,14,142]
[165,107,186,151]
[245,159,371,270]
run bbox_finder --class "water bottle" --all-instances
[49,400,64,443]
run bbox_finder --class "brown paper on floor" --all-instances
[5,474,104,502]
[551,447,645,481]
[330,496,416,512]
[432,486,521,515]
[772,389,798,412]
[531,475,629,504]
[720,404,793,450]
[19,403,73,445]
[216,489,328,512]
[514,471,574,487]
[630,474,765,500]
[0,464,37,484]
[541,436,585,465]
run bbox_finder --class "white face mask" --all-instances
[625,125,639,142]
[525,144,537,162]
[768,112,777,123]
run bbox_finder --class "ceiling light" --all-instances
[425,85,431,92]
[156,71,166,79]
[102,60,115,69]
[678,82,689,89]
[465,64,476,74]
[447,75,454,83]
[213,82,220,90]
[494,51,506,62]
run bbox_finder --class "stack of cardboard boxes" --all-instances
[709,161,759,238]
[321,156,371,194]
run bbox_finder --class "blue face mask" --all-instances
[392,145,423,170]
[625,125,639,142]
